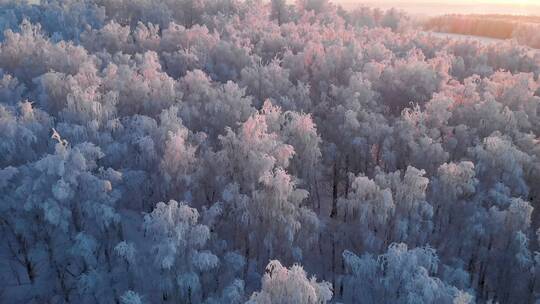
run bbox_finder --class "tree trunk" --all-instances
[331,161,339,218]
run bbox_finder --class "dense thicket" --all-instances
[1,0,540,303]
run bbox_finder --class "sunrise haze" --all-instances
[338,0,540,15]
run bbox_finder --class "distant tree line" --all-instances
[425,14,540,48]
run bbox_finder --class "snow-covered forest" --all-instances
[0,0,539,303]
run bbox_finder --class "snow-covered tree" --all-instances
[247,260,332,304]
[342,243,473,304]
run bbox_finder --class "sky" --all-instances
[341,0,537,4]
[337,0,540,16]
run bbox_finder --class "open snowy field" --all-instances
[425,31,504,44]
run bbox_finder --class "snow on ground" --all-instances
[421,31,504,44]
